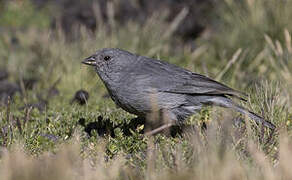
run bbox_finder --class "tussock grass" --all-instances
[0,124,290,180]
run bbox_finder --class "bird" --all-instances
[82,48,275,135]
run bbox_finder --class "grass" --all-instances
[0,0,291,179]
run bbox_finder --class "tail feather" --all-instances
[232,104,276,129]
[204,96,276,130]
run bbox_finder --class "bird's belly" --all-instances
[115,89,187,113]
[108,88,152,116]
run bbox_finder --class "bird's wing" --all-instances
[159,73,247,100]
[130,56,246,100]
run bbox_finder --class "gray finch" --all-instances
[82,48,275,130]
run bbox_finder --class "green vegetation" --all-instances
[0,0,291,179]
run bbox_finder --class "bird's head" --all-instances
[83,48,137,71]
[82,48,138,82]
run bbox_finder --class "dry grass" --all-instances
[0,125,290,180]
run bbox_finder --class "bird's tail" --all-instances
[231,103,276,129]
[203,96,276,130]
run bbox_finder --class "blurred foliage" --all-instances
[0,0,50,28]
[209,0,292,55]
[198,0,292,83]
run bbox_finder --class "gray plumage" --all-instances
[82,48,275,129]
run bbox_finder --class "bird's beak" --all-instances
[82,56,97,66]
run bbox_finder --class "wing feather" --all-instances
[160,73,247,100]
[132,56,247,100]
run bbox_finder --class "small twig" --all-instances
[147,7,189,57]
[15,117,23,135]
[107,0,116,30]
[161,147,172,168]
[259,123,264,144]
[171,151,178,171]
[264,128,276,147]
[9,115,13,144]
[19,76,28,104]
[46,77,61,101]
[145,123,173,136]
[264,34,276,52]
[247,49,266,71]
[284,29,292,53]
[6,96,11,124]
[216,48,242,81]
[23,107,32,127]
[0,127,6,147]
[163,7,189,39]
[93,1,104,28]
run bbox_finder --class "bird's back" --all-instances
[120,55,245,99]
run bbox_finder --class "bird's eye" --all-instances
[104,56,111,61]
